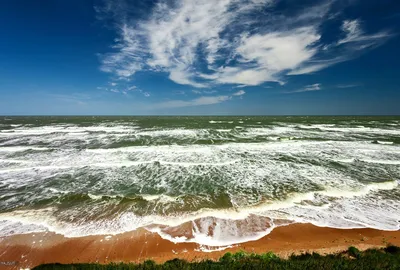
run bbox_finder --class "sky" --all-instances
[0,0,399,115]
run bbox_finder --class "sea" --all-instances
[0,116,399,249]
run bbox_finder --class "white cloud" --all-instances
[237,28,320,71]
[169,66,207,88]
[233,90,246,96]
[286,83,321,93]
[99,1,392,88]
[304,83,321,91]
[201,27,321,85]
[290,20,391,75]
[158,95,231,108]
[192,90,217,95]
[232,84,251,88]
[338,20,363,44]
[99,84,150,97]
[337,20,389,45]
[158,88,245,108]
[288,58,342,75]
[337,83,360,88]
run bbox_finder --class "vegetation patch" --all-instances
[34,245,400,270]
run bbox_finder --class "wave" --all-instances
[0,125,139,136]
[0,180,398,243]
[1,141,399,200]
[0,146,50,152]
[209,121,227,124]
[333,158,400,165]
[2,122,399,152]
[1,118,400,248]
[376,141,394,145]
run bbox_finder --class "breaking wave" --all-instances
[0,116,399,247]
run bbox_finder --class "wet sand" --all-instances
[0,223,399,269]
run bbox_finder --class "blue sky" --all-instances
[0,0,399,115]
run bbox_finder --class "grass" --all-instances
[33,245,400,270]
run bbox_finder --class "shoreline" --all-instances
[0,223,399,269]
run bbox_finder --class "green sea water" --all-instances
[0,116,399,246]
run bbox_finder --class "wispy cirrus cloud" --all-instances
[97,0,392,89]
[158,89,246,108]
[192,90,218,95]
[336,83,360,88]
[158,95,232,108]
[338,20,390,45]
[99,84,150,97]
[285,83,322,94]
[289,19,392,75]
[233,90,246,96]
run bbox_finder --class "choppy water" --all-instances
[0,116,399,247]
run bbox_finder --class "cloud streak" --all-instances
[336,83,360,89]
[289,19,392,75]
[158,95,231,108]
[158,89,246,108]
[98,0,392,89]
[99,84,150,97]
[285,83,322,94]
[233,90,246,96]
[338,20,390,45]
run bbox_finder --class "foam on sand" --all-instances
[0,179,398,242]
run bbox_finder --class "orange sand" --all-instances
[0,223,399,269]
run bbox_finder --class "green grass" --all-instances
[33,245,400,270]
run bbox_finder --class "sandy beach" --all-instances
[0,223,399,269]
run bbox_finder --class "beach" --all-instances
[0,223,400,269]
[0,116,399,268]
